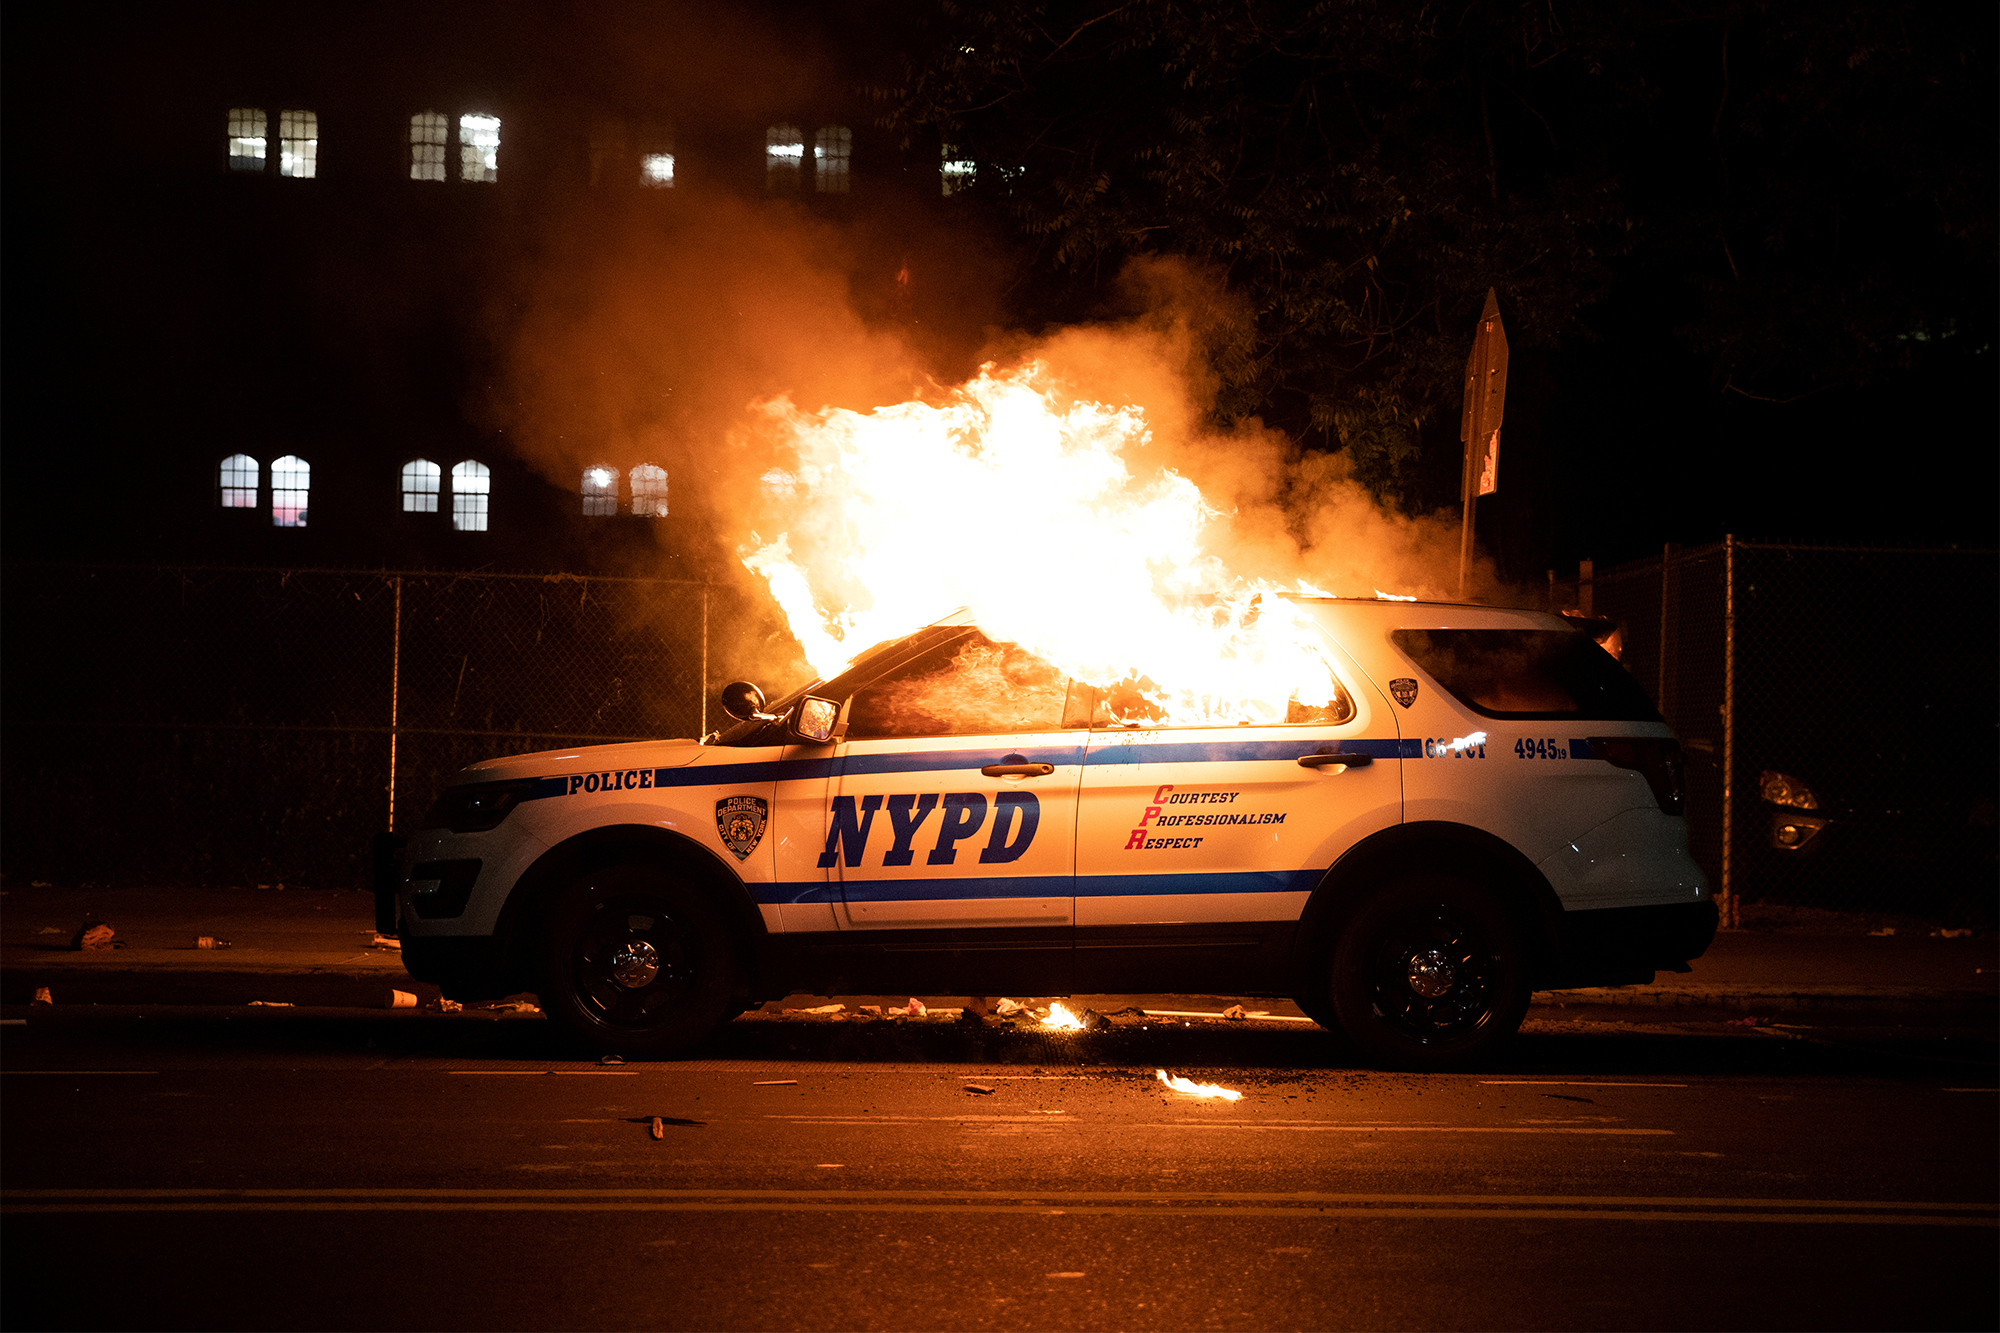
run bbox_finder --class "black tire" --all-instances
[1329,874,1530,1070]
[538,864,738,1059]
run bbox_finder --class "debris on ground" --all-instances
[193,936,231,950]
[1221,1004,1249,1020]
[753,1079,798,1086]
[31,987,53,1005]
[1729,1015,1765,1026]
[964,1083,996,1095]
[71,921,115,951]
[1934,928,1973,938]
[384,989,417,1009]
[369,934,401,950]
[651,1115,664,1139]
[782,1003,846,1015]
[1869,927,1896,936]
[437,999,463,1013]
[994,997,1030,1017]
[469,1001,541,1015]
[885,998,928,1018]
[247,1000,294,1007]
[35,927,61,935]
[600,1053,625,1066]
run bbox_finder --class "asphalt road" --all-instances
[3,1009,1994,1332]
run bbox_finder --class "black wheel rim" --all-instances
[569,895,699,1032]
[1363,901,1503,1045]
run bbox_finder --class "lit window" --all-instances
[229,109,267,172]
[410,112,447,181]
[279,110,317,178]
[941,145,975,196]
[582,466,619,517]
[460,114,501,183]
[452,460,490,531]
[271,455,310,528]
[766,124,803,191]
[814,126,851,194]
[401,459,441,513]
[641,152,675,187]
[630,463,668,516]
[219,454,259,507]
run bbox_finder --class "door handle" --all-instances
[1297,751,1373,768]
[981,753,1055,778]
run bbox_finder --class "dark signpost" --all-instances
[1458,288,1508,597]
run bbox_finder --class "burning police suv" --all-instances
[387,598,1713,1070]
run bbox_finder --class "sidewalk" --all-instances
[4,884,1995,1024]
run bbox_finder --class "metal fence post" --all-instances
[388,575,402,832]
[1721,535,1735,928]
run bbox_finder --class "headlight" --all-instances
[1759,770,1818,810]
[422,779,537,832]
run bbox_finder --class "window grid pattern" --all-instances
[766,124,803,191]
[229,108,267,172]
[401,459,441,513]
[630,464,668,517]
[219,454,260,507]
[814,126,851,194]
[271,455,310,527]
[641,153,675,188]
[452,460,491,531]
[278,110,317,178]
[582,466,619,517]
[410,112,447,181]
[459,114,501,183]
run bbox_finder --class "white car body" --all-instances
[389,598,1716,1065]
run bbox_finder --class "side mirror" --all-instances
[791,696,840,745]
[720,680,773,723]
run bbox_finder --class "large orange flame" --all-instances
[740,362,1344,725]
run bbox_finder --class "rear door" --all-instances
[1072,631,1401,991]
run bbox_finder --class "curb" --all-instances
[2,968,438,1010]
[1532,985,1998,1026]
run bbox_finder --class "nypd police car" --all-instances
[387,598,1715,1069]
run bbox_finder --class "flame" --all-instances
[1373,588,1417,601]
[1156,1069,1243,1101]
[1043,1001,1087,1032]
[739,362,1350,727]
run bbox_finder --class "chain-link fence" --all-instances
[2,565,748,890]
[1593,541,1998,927]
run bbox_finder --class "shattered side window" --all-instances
[228,109,267,172]
[401,459,440,513]
[410,112,447,181]
[630,463,668,516]
[845,634,1071,740]
[582,465,618,517]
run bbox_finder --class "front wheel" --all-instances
[1329,875,1530,1070]
[538,865,737,1059]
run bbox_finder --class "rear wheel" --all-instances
[1329,874,1530,1070]
[538,865,737,1059]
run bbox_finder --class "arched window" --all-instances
[401,459,441,513]
[219,454,259,507]
[271,455,310,527]
[582,466,619,516]
[766,124,802,191]
[451,460,490,531]
[630,464,668,517]
[814,126,851,194]
[410,111,447,181]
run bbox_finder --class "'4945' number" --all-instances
[1514,737,1568,760]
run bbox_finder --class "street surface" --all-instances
[3,1007,1994,1331]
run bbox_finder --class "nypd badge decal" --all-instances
[1389,678,1419,708]
[715,795,769,861]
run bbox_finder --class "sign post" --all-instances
[1458,288,1508,598]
